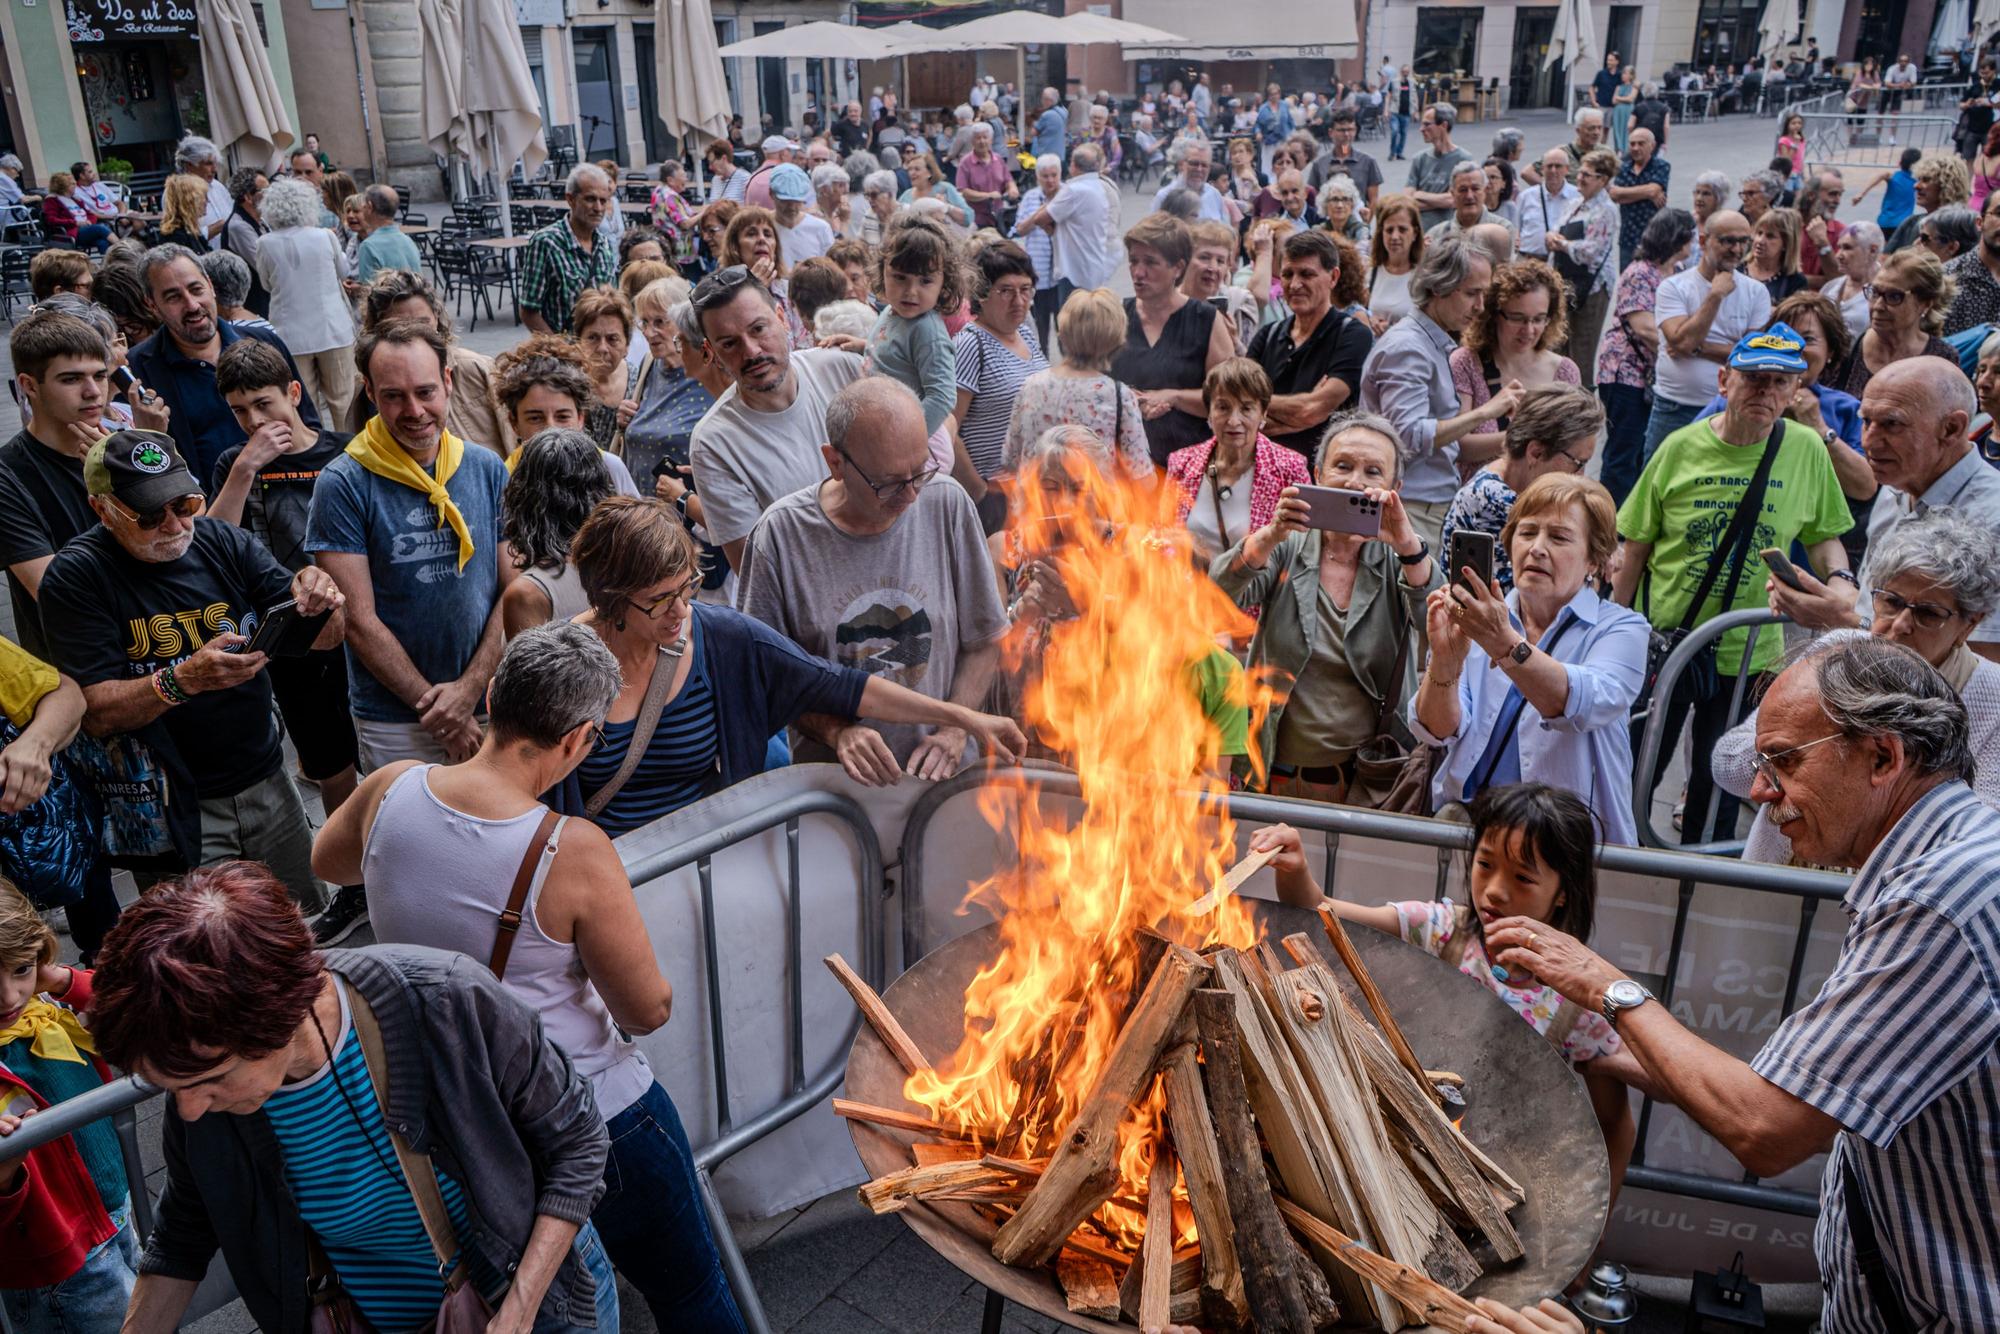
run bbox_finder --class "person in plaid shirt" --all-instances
[520,164,618,335]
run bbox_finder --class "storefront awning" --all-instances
[1120,0,1358,60]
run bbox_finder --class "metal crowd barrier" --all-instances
[0,788,884,1334]
[900,766,1847,1226]
[1777,82,1968,172]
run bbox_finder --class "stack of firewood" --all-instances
[831,907,1526,1332]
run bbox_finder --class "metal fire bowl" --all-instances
[843,902,1610,1330]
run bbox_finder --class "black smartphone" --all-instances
[1760,547,1805,592]
[1294,485,1382,537]
[1448,529,1496,593]
[238,599,333,659]
[110,366,136,394]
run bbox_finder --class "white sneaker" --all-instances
[1887,135,1896,145]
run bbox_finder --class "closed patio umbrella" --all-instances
[1543,0,1598,119]
[658,0,733,160]
[196,0,294,169]
[420,0,545,230]
[1755,0,1793,63]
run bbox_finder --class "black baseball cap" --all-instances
[84,430,201,514]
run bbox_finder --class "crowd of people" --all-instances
[0,44,1997,1332]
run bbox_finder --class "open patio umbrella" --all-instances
[717,20,928,60]
[195,0,294,170]
[1054,12,1188,46]
[1542,0,1598,119]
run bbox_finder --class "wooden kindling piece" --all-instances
[1316,906,1439,1106]
[825,952,929,1077]
[1275,1197,1485,1334]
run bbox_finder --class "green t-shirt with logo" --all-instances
[1617,415,1853,675]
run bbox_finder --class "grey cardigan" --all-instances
[139,945,610,1332]
[1211,530,1439,782]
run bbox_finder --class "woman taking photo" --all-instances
[1416,473,1648,841]
[1005,288,1151,474]
[1547,148,1621,382]
[898,148,974,232]
[1168,358,1314,563]
[1594,208,1694,505]
[1113,214,1234,468]
[1366,194,1423,333]
[254,177,356,429]
[1746,206,1807,303]
[1441,384,1603,593]
[952,241,1048,484]
[1818,220,1884,337]
[500,429,621,635]
[1449,259,1580,472]
[1825,246,1960,398]
[85,863,623,1334]
[314,624,745,1329]
[1211,412,1441,800]
[564,498,1022,830]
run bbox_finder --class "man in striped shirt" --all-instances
[1492,636,1998,1331]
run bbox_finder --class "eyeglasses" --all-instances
[1872,586,1961,629]
[691,265,754,313]
[1499,310,1552,328]
[1711,233,1753,248]
[838,448,940,501]
[109,494,203,530]
[1750,732,1844,790]
[1549,445,1587,473]
[1864,283,1909,306]
[627,576,699,619]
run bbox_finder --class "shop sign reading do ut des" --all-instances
[65,0,199,44]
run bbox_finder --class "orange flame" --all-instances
[902,454,1276,1250]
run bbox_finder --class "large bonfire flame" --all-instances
[902,454,1277,1250]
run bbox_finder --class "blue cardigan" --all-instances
[548,600,869,819]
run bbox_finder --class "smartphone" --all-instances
[110,366,136,394]
[1207,295,1230,314]
[1760,547,1806,592]
[1294,485,1382,537]
[236,599,333,659]
[1448,529,1496,593]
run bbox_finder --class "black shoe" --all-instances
[314,885,369,945]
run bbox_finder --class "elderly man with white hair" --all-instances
[1152,139,1228,222]
[1516,147,1580,260]
[1426,160,1510,244]
[956,121,1018,231]
[1017,143,1119,299]
[174,133,232,248]
[1032,86,1068,159]
[0,152,26,221]
[1563,107,1607,170]
[518,163,618,335]
[809,163,853,240]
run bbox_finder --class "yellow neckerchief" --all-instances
[0,998,96,1065]
[346,416,473,570]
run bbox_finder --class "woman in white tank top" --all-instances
[314,623,747,1331]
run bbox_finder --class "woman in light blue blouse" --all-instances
[898,147,975,232]
[1413,471,1649,842]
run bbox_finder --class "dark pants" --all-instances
[1389,113,1410,158]
[1032,284,1062,352]
[1638,669,1771,845]
[592,1080,746,1332]
[1597,382,1653,506]
[67,862,123,963]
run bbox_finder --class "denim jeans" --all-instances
[591,1081,745,1332]
[531,1223,620,1334]
[1598,382,1654,506]
[2,1201,139,1334]
[1389,113,1410,157]
[1641,393,1709,466]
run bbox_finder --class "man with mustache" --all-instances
[686,268,863,573]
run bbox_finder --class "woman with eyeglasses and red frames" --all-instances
[1714,509,2000,863]
[1824,246,1962,400]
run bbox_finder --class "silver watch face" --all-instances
[1606,979,1646,1009]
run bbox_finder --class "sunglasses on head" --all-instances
[692,265,755,313]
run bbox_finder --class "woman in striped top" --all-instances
[560,498,1025,834]
[952,242,1049,499]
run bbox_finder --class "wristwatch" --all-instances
[1506,638,1534,666]
[1827,569,1859,586]
[1396,538,1431,567]
[1601,978,1656,1029]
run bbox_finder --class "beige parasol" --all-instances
[195,0,294,170]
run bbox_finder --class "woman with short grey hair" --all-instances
[1320,174,1370,248]
[809,162,851,239]
[860,169,900,244]
[1714,508,2000,862]
[1974,330,2000,459]
[1820,218,1884,337]
[1919,204,1979,261]
[255,176,357,425]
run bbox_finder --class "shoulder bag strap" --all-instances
[343,982,469,1288]
[1369,559,1417,740]
[584,647,678,819]
[1110,375,1125,447]
[1841,1148,1917,1334]
[1466,614,1584,794]
[1671,420,1785,638]
[489,808,563,981]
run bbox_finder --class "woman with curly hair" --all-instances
[1824,246,1962,399]
[500,428,621,635]
[487,338,642,498]
[1886,152,1970,253]
[1448,258,1579,473]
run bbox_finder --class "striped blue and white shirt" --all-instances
[1750,782,2000,1332]
[576,618,721,837]
[264,988,477,1333]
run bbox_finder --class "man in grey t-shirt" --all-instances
[738,378,1008,780]
[1406,103,1471,232]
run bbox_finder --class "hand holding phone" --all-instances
[1294,485,1383,537]
[1448,529,1496,594]
[1760,547,1805,592]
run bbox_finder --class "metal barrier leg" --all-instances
[700,1164,774,1334]
[980,1288,1006,1333]
[112,1104,153,1237]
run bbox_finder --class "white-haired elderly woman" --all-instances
[1087,105,1123,178]
[1211,411,1442,801]
[808,163,853,241]
[1818,219,1884,339]
[1976,330,2000,460]
[1321,174,1370,250]
[1714,509,2000,863]
[956,121,1018,232]
[859,169,900,247]
[254,176,357,427]
[1686,168,1731,269]
[173,132,232,244]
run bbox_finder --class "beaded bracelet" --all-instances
[151,669,178,706]
[155,664,189,706]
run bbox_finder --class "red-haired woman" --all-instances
[87,863,622,1334]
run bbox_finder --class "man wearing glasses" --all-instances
[1768,356,2000,664]
[1489,634,2000,1334]
[738,378,1007,784]
[1643,209,1770,458]
[38,430,345,912]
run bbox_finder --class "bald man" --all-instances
[737,377,1009,780]
[1774,357,2000,662]
[1465,222,1515,266]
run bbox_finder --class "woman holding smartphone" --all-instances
[1415,473,1649,842]
[1210,412,1439,801]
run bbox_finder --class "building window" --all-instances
[1693,0,1766,69]
[1413,8,1482,77]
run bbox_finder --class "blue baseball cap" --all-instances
[769,164,812,202]
[1727,322,1809,373]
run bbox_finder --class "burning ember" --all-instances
[830,462,1531,1330]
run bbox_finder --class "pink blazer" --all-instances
[1167,434,1313,535]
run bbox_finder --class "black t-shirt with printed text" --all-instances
[210,429,350,572]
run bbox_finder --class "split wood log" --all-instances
[1139,1148,1177,1332]
[1191,988,1317,1334]
[910,1142,980,1167]
[1161,1038,1249,1327]
[990,944,1210,1267]
[1057,1252,1123,1319]
[1187,844,1281,915]
[860,1160,1022,1214]
[1168,1287,1202,1325]
[831,1098,977,1141]
[1275,1197,1484,1334]
[1425,1069,1466,1088]
[1286,1229,1342,1330]
[1314,909,1439,1107]
[824,953,928,1077]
